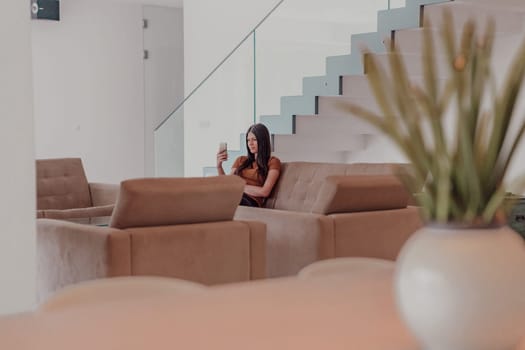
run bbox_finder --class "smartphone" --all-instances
[219,142,227,153]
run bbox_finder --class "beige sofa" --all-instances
[36,158,119,224]
[234,161,423,277]
[37,176,266,302]
[0,266,420,350]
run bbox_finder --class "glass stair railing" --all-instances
[154,0,452,177]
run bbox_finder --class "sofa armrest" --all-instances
[89,182,120,206]
[37,219,130,303]
[236,220,266,280]
[311,175,409,215]
[235,206,334,277]
[329,207,423,260]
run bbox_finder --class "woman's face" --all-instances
[247,132,258,155]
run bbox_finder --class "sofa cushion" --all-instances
[110,176,244,229]
[266,162,409,212]
[36,158,92,210]
[311,175,409,214]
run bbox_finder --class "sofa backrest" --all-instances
[36,158,92,210]
[110,176,244,229]
[265,162,410,212]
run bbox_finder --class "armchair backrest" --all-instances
[110,176,245,229]
[36,158,92,210]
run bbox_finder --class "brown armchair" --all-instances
[36,158,119,224]
[37,176,266,302]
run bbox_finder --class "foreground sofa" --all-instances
[37,176,266,302]
[36,158,119,224]
[234,161,423,277]
[0,263,422,350]
[3,262,525,350]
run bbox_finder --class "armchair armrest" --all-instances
[37,219,130,303]
[89,182,119,206]
[41,204,114,222]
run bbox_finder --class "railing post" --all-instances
[253,31,257,124]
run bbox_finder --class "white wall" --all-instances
[184,0,281,91]
[0,0,36,314]
[32,0,146,183]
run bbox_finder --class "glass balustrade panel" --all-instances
[154,0,414,176]
[155,34,255,177]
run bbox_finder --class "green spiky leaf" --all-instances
[338,9,525,225]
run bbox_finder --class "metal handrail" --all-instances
[154,0,285,131]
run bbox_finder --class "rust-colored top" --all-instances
[232,156,281,206]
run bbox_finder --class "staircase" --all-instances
[205,0,525,175]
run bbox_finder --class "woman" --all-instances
[216,123,281,207]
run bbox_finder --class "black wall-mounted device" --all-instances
[31,0,60,21]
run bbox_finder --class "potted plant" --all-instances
[339,10,525,350]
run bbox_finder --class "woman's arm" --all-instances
[243,168,280,198]
[218,151,241,176]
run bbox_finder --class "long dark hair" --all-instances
[235,123,272,181]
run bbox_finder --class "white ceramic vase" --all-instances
[395,224,525,350]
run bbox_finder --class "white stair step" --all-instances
[272,150,355,164]
[274,137,408,164]
[340,75,370,98]
[317,96,380,117]
[294,114,377,135]
[341,74,448,100]
[456,0,525,9]
[345,135,409,164]
[367,52,449,78]
[423,1,525,34]
[395,27,522,54]
[394,28,444,54]
[273,132,369,153]
[319,79,447,117]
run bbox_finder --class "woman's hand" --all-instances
[217,150,228,166]
[216,150,228,175]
